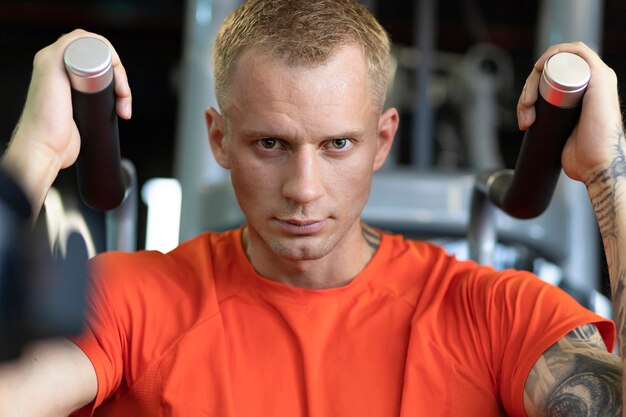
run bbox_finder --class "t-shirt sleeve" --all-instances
[470,268,615,417]
[67,240,216,416]
[68,252,132,415]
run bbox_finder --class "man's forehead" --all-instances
[225,45,372,107]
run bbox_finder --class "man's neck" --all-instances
[242,223,380,290]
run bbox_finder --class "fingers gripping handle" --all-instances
[64,37,127,211]
[489,52,590,219]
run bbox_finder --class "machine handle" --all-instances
[64,37,127,211]
[486,52,590,219]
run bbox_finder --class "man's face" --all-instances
[208,45,397,265]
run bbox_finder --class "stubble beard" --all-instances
[263,233,338,261]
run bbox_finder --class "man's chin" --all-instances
[266,236,334,262]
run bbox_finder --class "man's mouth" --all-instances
[276,218,326,234]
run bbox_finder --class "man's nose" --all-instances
[281,150,325,205]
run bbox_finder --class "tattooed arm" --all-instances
[587,126,626,354]
[522,126,626,417]
[517,42,625,417]
[523,324,622,417]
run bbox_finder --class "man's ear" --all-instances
[373,107,399,171]
[205,106,231,169]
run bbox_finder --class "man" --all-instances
[0,0,624,416]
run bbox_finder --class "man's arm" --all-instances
[0,30,132,416]
[0,338,97,417]
[523,324,622,416]
[586,124,626,356]
[518,42,625,417]
[523,125,626,417]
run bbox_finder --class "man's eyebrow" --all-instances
[238,129,366,140]
[323,130,365,139]
[238,129,280,138]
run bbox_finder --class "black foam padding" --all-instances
[72,79,126,211]
[492,94,582,219]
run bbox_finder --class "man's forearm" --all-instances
[586,124,626,415]
[1,132,61,217]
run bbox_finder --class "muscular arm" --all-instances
[515,40,626,417]
[587,126,626,356]
[523,124,626,417]
[0,29,130,416]
[524,324,622,417]
[523,125,626,417]
[0,338,97,417]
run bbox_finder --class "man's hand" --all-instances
[516,41,623,184]
[1,29,132,213]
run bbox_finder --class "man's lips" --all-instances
[276,218,326,234]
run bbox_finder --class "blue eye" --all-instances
[330,138,351,150]
[326,138,354,151]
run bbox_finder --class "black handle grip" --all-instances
[485,52,589,219]
[72,80,126,210]
[65,36,127,211]
[489,95,582,218]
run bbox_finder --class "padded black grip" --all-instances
[72,79,126,210]
[491,94,582,218]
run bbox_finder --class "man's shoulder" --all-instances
[379,231,450,262]
[379,231,491,279]
[168,228,242,269]
[87,229,242,302]
[92,228,239,270]
[377,231,543,300]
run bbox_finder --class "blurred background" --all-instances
[0,0,625,302]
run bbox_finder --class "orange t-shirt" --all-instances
[70,228,614,417]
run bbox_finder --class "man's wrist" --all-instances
[1,133,62,214]
[586,167,625,242]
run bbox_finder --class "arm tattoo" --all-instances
[586,126,626,354]
[525,324,622,417]
[587,127,626,240]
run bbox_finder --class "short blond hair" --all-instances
[213,0,391,110]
